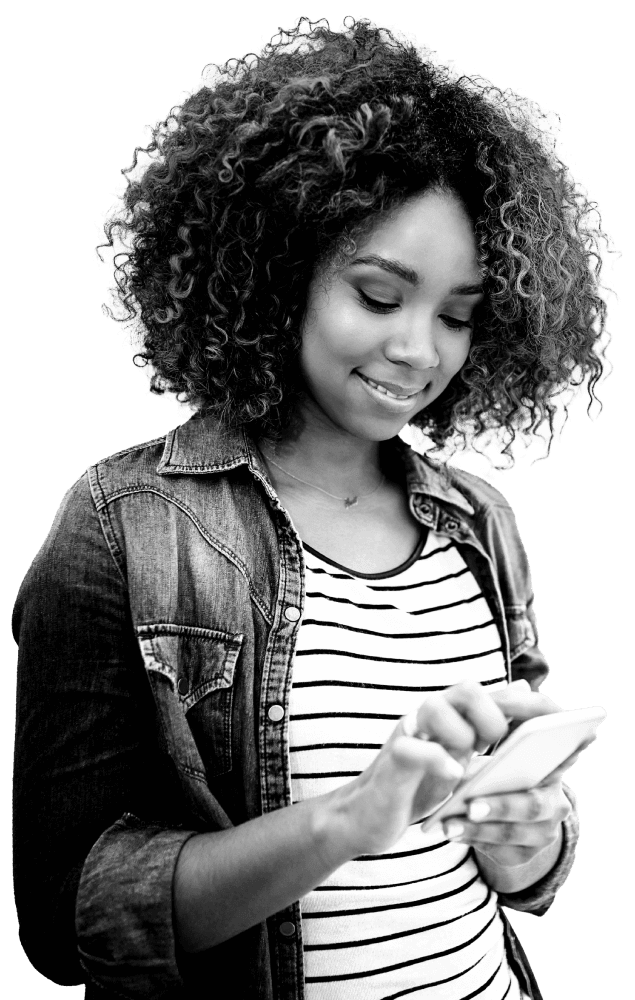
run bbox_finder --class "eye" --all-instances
[357,289,399,313]
[440,314,473,331]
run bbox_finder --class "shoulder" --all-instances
[88,433,170,500]
[25,429,172,563]
[440,464,524,549]
[87,414,248,502]
[399,443,526,563]
[398,438,513,516]
[442,464,513,514]
[441,464,530,571]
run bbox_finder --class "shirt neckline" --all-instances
[302,530,429,581]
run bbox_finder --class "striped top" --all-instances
[289,530,521,1000]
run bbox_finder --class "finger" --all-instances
[444,817,559,849]
[490,684,561,723]
[423,682,509,753]
[415,693,479,756]
[466,787,571,825]
[390,735,465,788]
[390,736,466,819]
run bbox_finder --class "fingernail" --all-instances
[468,800,491,822]
[445,820,465,840]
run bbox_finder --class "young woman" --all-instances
[13,19,606,1000]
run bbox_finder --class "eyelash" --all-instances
[357,289,398,313]
[357,290,474,330]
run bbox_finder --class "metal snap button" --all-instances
[177,678,189,696]
[284,606,301,622]
[444,518,459,532]
[279,921,296,937]
[267,704,284,723]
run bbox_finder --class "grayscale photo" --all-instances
[4,2,631,998]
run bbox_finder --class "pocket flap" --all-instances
[136,624,243,710]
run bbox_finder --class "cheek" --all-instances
[442,334,472,374]
[301,302,374,371]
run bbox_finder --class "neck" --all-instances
[260,408,384,494]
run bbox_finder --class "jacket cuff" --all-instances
[497,783,579,916]
[76,813,197,998]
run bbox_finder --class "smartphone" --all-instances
[419,705,606,833]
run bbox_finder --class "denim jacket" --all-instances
[13,412,578,1000]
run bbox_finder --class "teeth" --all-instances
[362,375,414,400]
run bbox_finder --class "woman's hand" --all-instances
[176,679,570,951]
[443,772,571,867]
[441,740,592,889]
[327,679,559,859]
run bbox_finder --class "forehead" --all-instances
[354,189,481,283]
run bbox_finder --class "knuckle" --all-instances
[454,729,476,753]
[500,821,517,844]
[455,679,481,695]
[496,796,512,820]
[526,789,543,821]
[518,844,537,862]
[536,820,557,846]
[456,680,484,701]
[423,694,445,720]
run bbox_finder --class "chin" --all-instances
[344,413,416,442]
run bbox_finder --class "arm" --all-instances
[13,476,570,992]
[174,682,564,953]
[13,475,197,993]
[13,474,471,982]
[443,776,579,917]
[485,607,581,909]
[442,583,580,909]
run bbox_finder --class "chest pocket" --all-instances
[136,624,243,780]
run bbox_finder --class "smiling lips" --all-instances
[356,371,424,401]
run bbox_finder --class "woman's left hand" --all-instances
[442,739,592,869]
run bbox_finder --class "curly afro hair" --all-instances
[104,17,607,453]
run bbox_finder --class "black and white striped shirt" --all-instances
[289,530,521,1000]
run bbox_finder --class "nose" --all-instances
[383,313,440,370]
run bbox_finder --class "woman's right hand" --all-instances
[174,678,560,952]
[326,679,560,858]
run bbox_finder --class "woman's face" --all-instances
[299,188,484,442]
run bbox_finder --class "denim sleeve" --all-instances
[501,614,580,916]
[13,474,196,995]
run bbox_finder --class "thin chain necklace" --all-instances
[263,454,385,509]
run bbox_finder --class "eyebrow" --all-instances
[349,254,485,296]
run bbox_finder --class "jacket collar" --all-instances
[156,412,474,516]
[395,439,474,516]
[157,412,253,475]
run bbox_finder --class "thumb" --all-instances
[391,737,466,823]
[391,734,464,772]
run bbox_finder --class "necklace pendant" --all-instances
[344,496,358,509]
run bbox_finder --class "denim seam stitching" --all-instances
[136,622,244,641]
[175,760,214,783]
[160,458,248,473]
[139,628,243,705]
[101,486,273,625]
[96,435,168,465]
[86,466,128,588]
